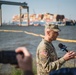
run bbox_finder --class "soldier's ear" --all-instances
[47,30,50,36]
[45,28,50,36]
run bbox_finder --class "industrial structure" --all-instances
[0,0,29,26]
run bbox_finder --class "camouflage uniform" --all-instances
[36,39,65,75]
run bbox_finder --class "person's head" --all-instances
[44,24,61,41]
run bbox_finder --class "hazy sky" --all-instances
[1,0,76,22]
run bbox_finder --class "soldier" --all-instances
[15,46,76,75]
[36,24,76,75]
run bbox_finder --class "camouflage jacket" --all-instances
[36,39,65,75]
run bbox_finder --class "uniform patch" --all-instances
[40,50,47,56]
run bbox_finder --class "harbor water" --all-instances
[0,25,76,57]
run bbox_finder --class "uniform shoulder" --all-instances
[38,39,47,49]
